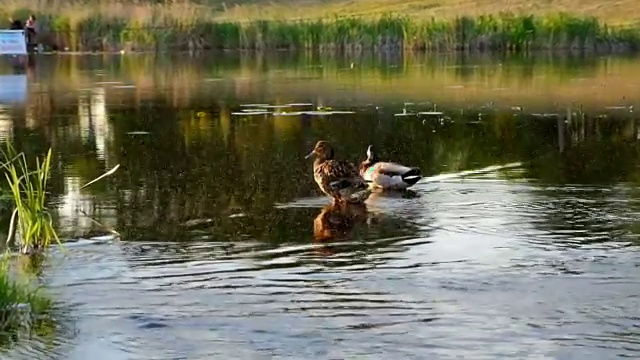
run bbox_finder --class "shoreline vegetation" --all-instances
[0,143,58,347]
[2,5,640,53]
[0,252,55,347]
[0,139,111,348]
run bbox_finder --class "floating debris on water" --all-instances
[81,164,121,190]
[418,111,444,116]
[231,111,270,116]
[530,113,559,118]
[605,105,632,110]
[261,105,291,109]
[204,78,224,82]
[94,81,124,85]
[286,103,314,107]
[241,108,268,112]
[301,110,334,116]
[395,106,416,116]
[329,110,356,115]
[183,218,214,227]
[127,131,151,135]
[87,234,118,242]
[239,104,270,108]
[273,112,303,116]
[113,85,136,89]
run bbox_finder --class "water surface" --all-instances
[1,52,640,359]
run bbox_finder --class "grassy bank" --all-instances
[2,3,640,53]
[0,253,55,348]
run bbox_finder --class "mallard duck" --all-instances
[359,145,422,190]
[305,140,372,204]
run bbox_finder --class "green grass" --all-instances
[1,144,58,255]
[0,252,54,347]
[3,6,640,52]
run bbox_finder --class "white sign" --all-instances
[0,75,27,104]
[0,30,27,55]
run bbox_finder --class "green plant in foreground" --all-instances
[0,252,55,348]
[1,144,59,255]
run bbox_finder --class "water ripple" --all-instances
[7,174,640,359]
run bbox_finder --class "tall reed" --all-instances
[5,10,639,53]
[1,144,58,255]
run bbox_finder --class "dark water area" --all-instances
[1,52,640,359]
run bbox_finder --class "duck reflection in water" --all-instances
[312,202,371,255]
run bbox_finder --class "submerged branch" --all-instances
[80,164,120,190]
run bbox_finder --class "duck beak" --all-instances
[305,150,315,159]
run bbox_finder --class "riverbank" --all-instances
[2,8,640,53]
[0,253,55,347]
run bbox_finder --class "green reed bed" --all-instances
[4,10,640,53]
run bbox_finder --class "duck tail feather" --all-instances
[401,168,422,185]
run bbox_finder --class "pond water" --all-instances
[1,52,640,359]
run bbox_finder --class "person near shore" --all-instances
[25,15,37,47]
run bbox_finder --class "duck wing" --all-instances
[374,162,421,177]
[315,160,367,191]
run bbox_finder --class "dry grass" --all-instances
[221,0,640,26]
[3,0,207,24]
[3,0,639,27]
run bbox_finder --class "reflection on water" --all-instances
[0,52,640,359]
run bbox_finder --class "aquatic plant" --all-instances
[0,252,54,347]
[1,143,58,255]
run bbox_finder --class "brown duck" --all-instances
[305,140,372,204]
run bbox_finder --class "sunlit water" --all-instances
[1,52,640,359]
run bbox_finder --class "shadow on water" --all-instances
[1,51,640,358]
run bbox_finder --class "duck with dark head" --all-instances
[305,140,372,204]
[359,145,422,191]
